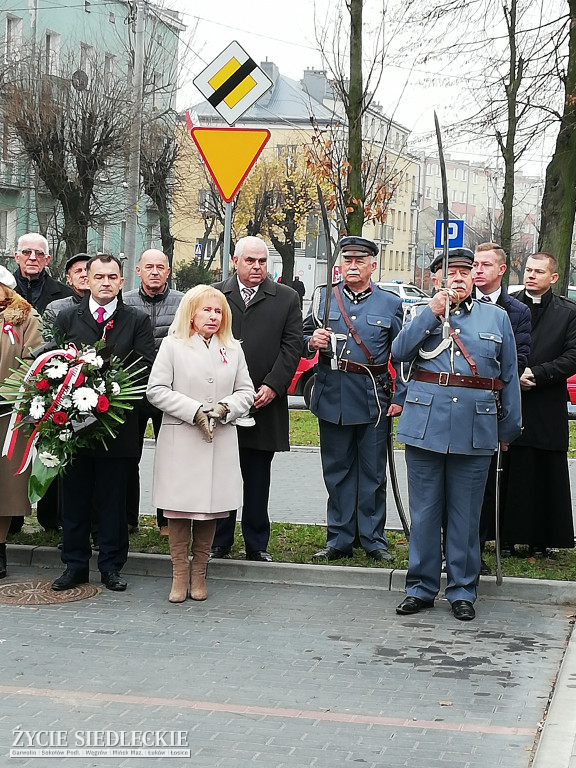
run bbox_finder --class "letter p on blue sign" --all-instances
[434,219,464,249]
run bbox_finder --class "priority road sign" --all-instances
[193,41,273,126]
[434,219,464,249]
[190,127,271,202]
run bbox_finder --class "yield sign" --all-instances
[190,127,270,203]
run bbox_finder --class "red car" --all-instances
[288,352,318,408]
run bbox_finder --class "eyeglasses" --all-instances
[19,248,46,259]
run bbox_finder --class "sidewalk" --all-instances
[2,441,576,766]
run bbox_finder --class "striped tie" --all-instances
[242,287,255,305]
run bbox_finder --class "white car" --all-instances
[377,281,430,310]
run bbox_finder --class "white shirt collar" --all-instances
[89,296,118,320]
[475,286,501,303]
[236,276,260,296]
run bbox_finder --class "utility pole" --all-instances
[124,0,146,290]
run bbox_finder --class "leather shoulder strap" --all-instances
[333,286,375,365]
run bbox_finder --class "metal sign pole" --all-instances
[222,200,232,279]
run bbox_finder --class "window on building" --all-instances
[388,251,393,270]
[80,43,94,84]
[403,212,407,231]
[453,167,458,180]
[472,172,478,184]
[5,16,22,64]
[461,191,466,202]
[461,169,468,182]
[434,187,441,201]
[0,210,7,252]
[104,54,115,89]
[152,71,163,109]
[425,186,431,198]
[400,251,405,270]
[45,32,60,75]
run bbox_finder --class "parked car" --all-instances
[376,281,430,309]
[288,352,318,408]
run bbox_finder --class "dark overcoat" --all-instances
[53,295,155,458]
[13,269,74,314]
[214,275,303,452]
[515,288,576,452]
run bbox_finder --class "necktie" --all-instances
[242,287,255,305]
[95,306,106,323]
[480,295,492,303]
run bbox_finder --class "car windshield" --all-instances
[403,286,426,298]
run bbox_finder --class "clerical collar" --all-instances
[342,284,372,304]
[525,291,542,304]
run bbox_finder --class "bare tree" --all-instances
[1,48,132,258]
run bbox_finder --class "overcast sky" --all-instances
[163,0,555,177]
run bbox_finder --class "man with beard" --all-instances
[393,248,521,621]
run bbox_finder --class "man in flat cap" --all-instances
[304,235,404,562]
[392,248,521,621]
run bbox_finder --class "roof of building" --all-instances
[190,71,337,127]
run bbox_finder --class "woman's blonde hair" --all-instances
[169,285,233,346]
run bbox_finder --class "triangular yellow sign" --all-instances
[190,127,271,202]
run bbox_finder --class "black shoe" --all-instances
[367,549,393,562]
[8,516,24,534]
[0,542,6,579]
[51,568,89,591]
[529,545,547,559]
[246,550,274,562]
[100,571,127,591]
[451,600,475,621]
[128,524,139,535]
[396,596,435,615]
[480,559,492,576]
[311,546,352,561]
[210,546,231,559]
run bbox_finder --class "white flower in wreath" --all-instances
[38,451,60,468]
[29,396,46,420]
[95,379,106,394]
[58,429,73,442]
[60,396,73,409]
[72,387,99,412]
[44,360,68,379]
[81,351,103,368]
[110,381,121,395]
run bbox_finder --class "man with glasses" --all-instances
[13,233,74,314]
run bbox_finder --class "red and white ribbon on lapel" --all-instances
[1,344,88,474]
[2,322,20,345]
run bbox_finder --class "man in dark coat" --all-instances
[10,233,75,535]
[211,236,303,562]
[51,254,155,592]
[123,248,184,534]
[472,242,531,570]
[502,252,576,556]
[13,232,74,314]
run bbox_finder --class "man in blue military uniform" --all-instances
[393,248,521,621]
[304,236,404,561]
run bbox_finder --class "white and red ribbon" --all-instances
[2,322,19,345]
[1,344,94,474]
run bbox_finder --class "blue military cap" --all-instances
[339,236,379,258]
[430,247,474,273]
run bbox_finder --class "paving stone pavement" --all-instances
[1,563,573,767]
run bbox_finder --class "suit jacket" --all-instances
[496,285,531,374]
[515,288,576,451]
[393,300,522,455]
[214,275,302,452]
[13,268,75,314]
[303,282,403,424]
[53,295,155,458]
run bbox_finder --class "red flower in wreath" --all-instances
[75,373,85,387]
[52,411,68,425]
[95,394,110,413]
[35,378,50,393]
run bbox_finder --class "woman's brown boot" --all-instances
[190,519,216,601]
[168,519,191,603]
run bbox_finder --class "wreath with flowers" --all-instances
[1,332,147,503]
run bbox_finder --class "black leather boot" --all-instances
[0,542,7,579]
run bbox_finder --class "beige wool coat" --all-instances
[146,334,255,515]
[0,295,43,516]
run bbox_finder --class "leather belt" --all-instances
[319,352,388,376]
[413,370,504,390]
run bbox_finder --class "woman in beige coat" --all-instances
[147,284,254,602]
[0,271,43,578]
